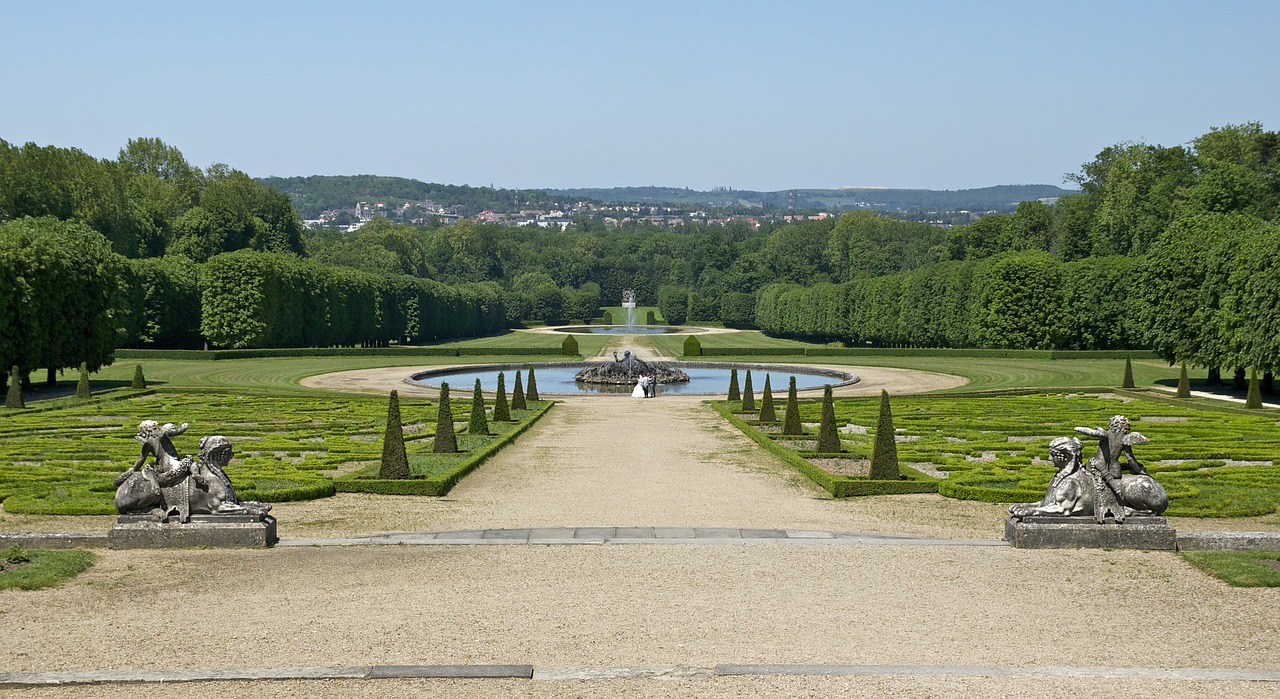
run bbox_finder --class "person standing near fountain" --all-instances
[633,375,649,398]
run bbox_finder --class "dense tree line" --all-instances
[259,175,581,219]
[6,124,1280,381]
[0,138,303,260]
[759,123,1280,379]
[1,216,508,382]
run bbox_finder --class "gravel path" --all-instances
[3,363,1279,698]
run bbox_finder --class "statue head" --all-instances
[199,435,233,468]
[1048,436,1082,468]
[134,420,161,441]
[1108,415,1131,434]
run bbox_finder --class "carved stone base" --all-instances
[108,513,277,549]
[1004,514,1176,550]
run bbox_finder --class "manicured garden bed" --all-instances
[0,390,551,514]
[718,390,1280,517]
[335,399,553,496]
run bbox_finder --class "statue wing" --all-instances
[1123,431,1149,445]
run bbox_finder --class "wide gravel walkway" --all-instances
[2,364,1279,698]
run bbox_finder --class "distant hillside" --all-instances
[545,184,1076,213]
[259,175,1077,219]
[257,175,579,218]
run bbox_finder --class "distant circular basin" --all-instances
[409,362,858,396]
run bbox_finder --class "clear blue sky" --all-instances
[4,0,1278,191]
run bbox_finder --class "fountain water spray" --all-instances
[621,289,637,328]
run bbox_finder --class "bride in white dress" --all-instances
[631,376,648,398]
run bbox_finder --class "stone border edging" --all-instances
[2,662,1277,688]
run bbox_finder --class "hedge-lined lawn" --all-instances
[684,355,1182,394]
[0,391,544,514]
[449,330,610,356]
[739,391,1280,517]
[650,330,819,356]
[55,355,576,396]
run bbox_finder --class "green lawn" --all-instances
[1181,551,1280,586]
[0,547,97,590]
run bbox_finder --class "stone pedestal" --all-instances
[1004,514,1176,550]
[108,513,277,549]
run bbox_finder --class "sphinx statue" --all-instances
[1009,416,1168,522]
[114,420,270,522]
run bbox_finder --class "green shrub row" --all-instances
[699,347,1159,359]
[335,400,554,496]
[115,346,561,360]
[711,402,935,498]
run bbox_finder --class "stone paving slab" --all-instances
[2,663,1277,688]
[274,527,1010,546]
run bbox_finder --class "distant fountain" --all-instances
[621,289,637,328]
[574,350,690,386]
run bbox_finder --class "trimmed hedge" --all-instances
[335,400,554,496]
[114,346,565,360]
[701,347,1161,359]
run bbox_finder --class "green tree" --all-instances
[561,334,579,356]
[758,375,777,422]
[727,368,740,402]
[6,366,23,409]
[0,217,124,378]
[782,376,802,435]
[869,390,900,480]
[816,386,841,453]
[433,383,457,453]
[742,370,755,412]
[379,390,410,479]
[526,366,539,401]
[1246,368,1264,409]
[76,362,90,399]
[512,370,527,410]
[493,372,511,422]
[467,378,489,435]
[683,335,702,356]
[1122,358,1135,388]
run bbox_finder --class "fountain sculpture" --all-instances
[573,350,689,386]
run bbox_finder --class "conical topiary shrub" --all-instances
[379,390,410,479]
[526,366,539,402]
[742,370,755,412]
[782,376,802,435]
[683,335,702,357]
[493,372,511,422]
[1246,367,1263,409]
[869,389,900,480]
[1176,363,1191,398]
[76,362,91,400]
[1122,357,1135,388]
[727,368,740,402]
[816,386,841,453]
[468,378,489,434]
[5,366,23,409]
[131,364,147,389]
[758,375,777,422]
[562,334,579,356]
[512,370,527,410]
[433,382,457,453]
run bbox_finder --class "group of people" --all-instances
[631,375,658,398]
